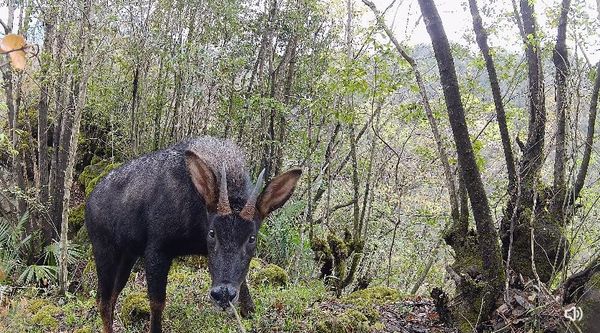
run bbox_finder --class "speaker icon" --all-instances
[564,306,583,322]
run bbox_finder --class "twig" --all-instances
[0,18,9,34]
[229,301,247,333]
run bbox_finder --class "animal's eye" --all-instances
[249,235,256,244]
[208,230,215,238]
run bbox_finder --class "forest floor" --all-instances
[0,254,458,333]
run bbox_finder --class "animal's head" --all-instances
[185,150,301,310]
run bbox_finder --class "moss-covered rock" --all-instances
[78,156,107,185]
[341,286,400,322]
[346,286,401,305]
[30,304,62,331]
[79,158,122,197]
[121,291,150,324]
[253,263,289,286]
[316,308,371,333]
[68,203,86,239]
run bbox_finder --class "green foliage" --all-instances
[257,201,310,271]
[0,212,31,283]
[0,213,67,286]
[18,265,57,285]
[0,132,18,156]
[17,238,84,285]
[43,240,85,268]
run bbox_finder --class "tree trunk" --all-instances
[417,0,505,328]
[37,11,55,245]
[551,0,571,215]
[468,0,516,190]
[518,0,546,204]
[500,0,571,285]
[58,0,92,294]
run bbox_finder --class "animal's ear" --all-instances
[185,150,218,211]
[257,169,302,219]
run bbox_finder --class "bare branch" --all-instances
[0,18,9,34]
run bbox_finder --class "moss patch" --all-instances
[253,264,289,287]
[178,255,208,269]
[346,286,401,305]
[316,308,371,333]
[30,304,62,331]
[120,291,150,324]
[68,203,86,239]
[27,298,52,314]
[79,158,121,197]
[73,327,92,333]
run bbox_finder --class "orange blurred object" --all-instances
[0,33,27,70]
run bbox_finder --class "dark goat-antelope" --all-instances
[85,137,301,333]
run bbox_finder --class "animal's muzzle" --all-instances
[210,284,238,309]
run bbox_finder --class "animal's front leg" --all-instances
[144,251,172,333]
[239,280,255,318]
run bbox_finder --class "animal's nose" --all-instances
[210,285,238,306]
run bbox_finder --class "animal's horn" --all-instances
[240,169,265,220]
[216,164,232,215]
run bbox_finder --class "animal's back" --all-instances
[85,137,250,256]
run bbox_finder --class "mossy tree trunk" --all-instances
[499,0,576,285]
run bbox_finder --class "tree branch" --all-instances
[572,62,600,200]
[0,18,9,34]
